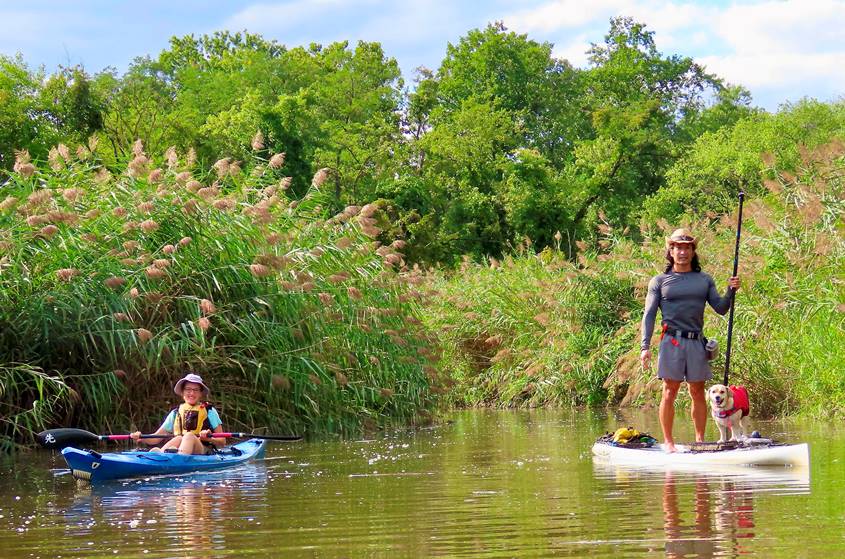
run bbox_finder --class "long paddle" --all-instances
[37,428,301,450]
[723,191,745,386]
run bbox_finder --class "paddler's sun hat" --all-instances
[666,228,697,249]
[174,373,210,396]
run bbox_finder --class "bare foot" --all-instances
[664,442,678,453]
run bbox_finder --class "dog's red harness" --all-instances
[715,385,750,419]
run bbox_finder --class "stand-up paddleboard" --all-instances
[591,439,809,468]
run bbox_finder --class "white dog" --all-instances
[707,384,751,442]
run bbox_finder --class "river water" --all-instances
[0,409,841,558]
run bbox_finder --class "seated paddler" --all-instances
[130,373,225,455]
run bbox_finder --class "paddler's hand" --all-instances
[728,276,740,291]
[199,429,212,441]
[130,431,142,442]
[640,349,652,370]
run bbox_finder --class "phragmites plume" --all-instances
[269,152,286,169]
[212,158,231,178]
[62,188,84,204]
[162,244,176,255]
[139,219,159,233]
[27,189,53,207]
[137,201,155,214]
[153,258,170,269]
[179,236,192,246]
[336,237,352,249]
[132,139,144,157]
[229,161,242,176]
[87,135,99,153]
[113,312,131,323]
[165,146,179,169]
[199,299,216,315]
[197,316,211,331]
[56,143,70,161]
[56,268,79,281]
[312,168,330,188]
[212,197,237,211]
[39,224,59,238]
[145,266,166,280]
[136,328,153,343]
[280,176,292,191]
[318,292,334,306]
[360,203,378,219]
[129,287,140,298]
[94,167,111,183]
[251,131,265,151]
[0,196,18,212]
[122,240,140,252]
[13,150,35,178]
[76,145,89,160]
[175,171,192,183]
[197,185,220,200]
[104,276,126,290]
[347,286,362,300]
[186,147,197,167]
[128,154,149,178]
[186,180,202,193]
[48,147,63,170]
[249,263,271,277]
[148,168,163,183]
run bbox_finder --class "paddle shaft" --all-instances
[37,427,301,449]
[723,191,745,386]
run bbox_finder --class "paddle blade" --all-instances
[36,428,99,449]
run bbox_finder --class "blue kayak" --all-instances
[61,439,266,482]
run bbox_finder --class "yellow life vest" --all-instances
[173,402,211,436]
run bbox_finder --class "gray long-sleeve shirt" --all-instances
[640,271,733,350]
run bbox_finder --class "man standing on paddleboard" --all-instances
[640,229,740,452]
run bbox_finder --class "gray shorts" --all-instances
[657,334,712,383]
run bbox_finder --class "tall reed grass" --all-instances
[422,141,844,417]
[0,141,441,451]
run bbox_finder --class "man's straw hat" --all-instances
[665,228,697,249]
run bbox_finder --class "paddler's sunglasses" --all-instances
[182,387,202,393]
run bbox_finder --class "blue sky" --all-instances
[2,0,844,111]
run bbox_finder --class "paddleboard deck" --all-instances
[592,440,809,468]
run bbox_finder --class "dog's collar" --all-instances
[715,406,740,418]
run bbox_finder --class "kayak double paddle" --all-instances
[37,428,301,450]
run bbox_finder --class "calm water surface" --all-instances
[1,409,842,558]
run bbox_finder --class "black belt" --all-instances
[667,329,701,339]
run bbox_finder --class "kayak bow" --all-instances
[62,438,266,482]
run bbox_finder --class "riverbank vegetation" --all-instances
[1,18,843,450]
[0,146,441,452]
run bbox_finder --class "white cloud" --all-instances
[503,0,625,33]
[222,0,375,35]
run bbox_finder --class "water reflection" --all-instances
[65,463,268,558]
[595,462,809,557]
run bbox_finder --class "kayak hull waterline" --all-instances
[591,441,809,468]
[62,438,267,482]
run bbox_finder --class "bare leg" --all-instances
[157,435,182,452]
[660,379,682,452]
[688,381,707,442]
[178,432,205,455]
